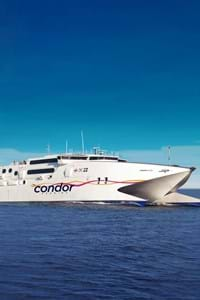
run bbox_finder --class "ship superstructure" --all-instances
[0,151,199,206]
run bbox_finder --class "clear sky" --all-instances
[0,0,200,184]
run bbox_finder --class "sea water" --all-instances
[0,202,199,300]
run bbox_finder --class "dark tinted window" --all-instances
[2,169,6,174]
[59,156,87,160]
[27,168,55,175]
[89,156,118,160]
[30,158,58,165]
[70,156,87,160]
[14,171,18,176]
[9,168,12,173]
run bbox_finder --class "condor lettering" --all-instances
[34,183,73,193]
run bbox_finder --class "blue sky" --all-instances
[0,0,200,184]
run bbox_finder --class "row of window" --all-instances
[58,156,88,160]
[58,155,120,161]
[1,168,54,175]
[30,156,119,163]
[30,158,58,165]
[27,168,55,175]
[89,156,118,160]
[1,168,18,175]
[2,168,13,174]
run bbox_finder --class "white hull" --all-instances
[0,153,199,206]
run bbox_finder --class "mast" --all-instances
[47,143,51,154]
[167,145,171,165]
[81,131,85,154]
[65,140,68,154]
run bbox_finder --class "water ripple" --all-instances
[0,204,199,299]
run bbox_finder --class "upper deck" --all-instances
[26,153,127,165]
[0,152,127,183]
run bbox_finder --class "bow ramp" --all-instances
[118,168,200,206]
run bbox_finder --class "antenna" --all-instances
[65,140,68,154]
[47,143,51,154]
[167,145,171,165]
[81,131,85,154]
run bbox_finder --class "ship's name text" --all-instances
[34,183,73,193]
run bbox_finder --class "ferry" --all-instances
[0,150,199,206]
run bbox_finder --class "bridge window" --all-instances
[58,156,88,160]
[70,156,87,160]
[30,158,58,165]
[89,156,118,160]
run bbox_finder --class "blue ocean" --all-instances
[0,199,200,299]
